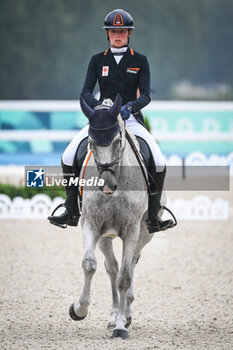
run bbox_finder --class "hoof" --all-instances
[107,322,114,330]
[69,304,87,321]
[125,317,132,328]
[111,329,129,339]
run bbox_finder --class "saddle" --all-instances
[73,137,89,178]
[73,132,154,194]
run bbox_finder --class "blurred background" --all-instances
[0,0,232,186]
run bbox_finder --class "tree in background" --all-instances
[0,0,232,100]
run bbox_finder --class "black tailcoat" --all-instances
[81,47,151,122]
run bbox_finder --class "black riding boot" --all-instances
[47,162,80,228]
[147,167,176,233]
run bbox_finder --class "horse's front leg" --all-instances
[124,256,138,328]
[125,219,153,327]
[98,236,119,329]
[69,221,99,321]
[112,222,140,339]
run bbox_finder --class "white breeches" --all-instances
[62,115,166,172]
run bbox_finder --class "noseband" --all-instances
[95,157,121,175]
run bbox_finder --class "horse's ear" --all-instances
[80,96,94,120]
[109,93,122,118]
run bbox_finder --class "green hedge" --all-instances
[144,116,152,133]
[0,183,66,200]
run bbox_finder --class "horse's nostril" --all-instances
[113,185,117,191]
[103,185,113,194]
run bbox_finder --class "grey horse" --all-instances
[69,94,154,339]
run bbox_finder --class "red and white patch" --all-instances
[102,66,109,76]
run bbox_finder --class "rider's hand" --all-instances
[120,103,133,120]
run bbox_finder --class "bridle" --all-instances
[89,119,126,176]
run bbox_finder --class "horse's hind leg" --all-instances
[98,236,119,329]
[70,222,99,321]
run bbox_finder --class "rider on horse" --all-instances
[48,9,175,233]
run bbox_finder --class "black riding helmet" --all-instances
[102,9,135,29]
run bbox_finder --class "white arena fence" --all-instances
[0,193,229,221]
[167,152,233,175]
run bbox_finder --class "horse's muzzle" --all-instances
[99,183,117,195]
[98,168,118,195]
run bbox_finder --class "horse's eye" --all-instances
[113,138,120,148]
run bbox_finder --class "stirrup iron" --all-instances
[158,205,177,230]
[48,203,69,229]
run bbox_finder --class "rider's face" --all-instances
[107,29,131,48]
